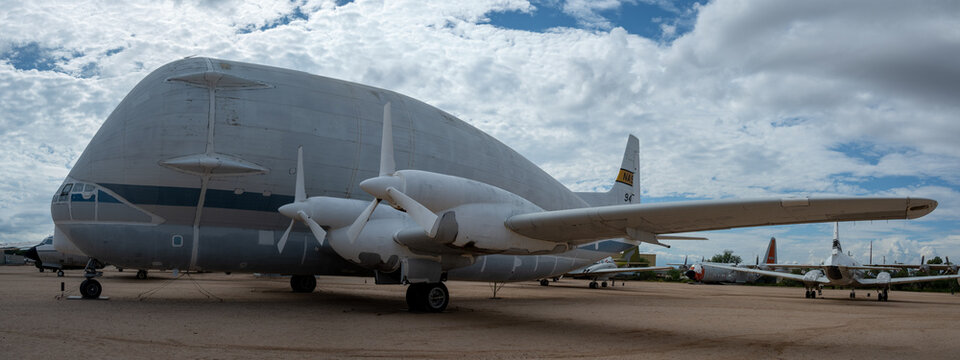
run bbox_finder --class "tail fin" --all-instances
[575,135,639,207]
[763,237,777,264]
[832,222,842,252]
[615,245,644,266]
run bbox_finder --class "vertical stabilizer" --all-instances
[575,135,640,207]
[832,222,842,252]
[764,237,777,264]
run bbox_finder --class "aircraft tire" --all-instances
[406,283,449,313]
[589,281,598,289]
[57,270,64,277]
[80,279,102,299]
[539,279,549,286]
[290,275,317,293]
[135,270,148,280]
[406,284,425,312]
[39,267,44,273]
[601,281,607,288]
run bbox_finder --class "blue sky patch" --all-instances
[238,6,309,34]
[1,42,81,72]
[485,0,701,40]
[831,141,908,166]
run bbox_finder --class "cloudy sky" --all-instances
[1,0,958,266]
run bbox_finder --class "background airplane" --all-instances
[704,224,960,301]
[52,58,938,311]
[681,237,779,284]
[8,236,93,277]
[562,256,671,289]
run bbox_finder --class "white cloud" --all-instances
[0,0,957,259]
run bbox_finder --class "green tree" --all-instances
[928,256,943,264]
[710,250,742,264]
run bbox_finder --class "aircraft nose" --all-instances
[685,270,697,280]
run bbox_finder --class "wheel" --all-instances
[39,267,44,273]
[136,270,148,280]
[290,275,317,293]
[423,283,449,312]
[811,291,815,299]
[406,283,449,313]
[406,283,426,312]
[805,290,810,298]
[850,292,855,299]
[601,281,608,288]
[589,281,598,289]
[57,270,64,277]
[539,279,549,286]
[79,279,102,299]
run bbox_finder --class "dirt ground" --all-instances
[1,266,959,359]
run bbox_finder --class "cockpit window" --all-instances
[57,183,73,202]
[71,183,86,193]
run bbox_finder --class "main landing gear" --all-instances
[79,258,105,299]
[135,270,148,280]
[290,275,317,293]
[876,288,889,302]
[539,279,550,286]
[588,281,608,289]
[805,289,817,298]
[406,282,449,313]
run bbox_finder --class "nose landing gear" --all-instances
[79,258,105,299]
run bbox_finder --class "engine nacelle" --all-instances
[395,170,571,255]
[802,269,824,283]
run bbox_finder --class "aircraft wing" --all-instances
[762,264,820,269]
[702,263,830,284]
[567,266,673,276]
[858,273,960,286]
[506,197,936,245]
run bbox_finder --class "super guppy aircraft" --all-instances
[52,57,937,312]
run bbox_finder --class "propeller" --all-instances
[347,102,441,242]
[276,146,327,253]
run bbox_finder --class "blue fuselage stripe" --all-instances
[99,183,295,212]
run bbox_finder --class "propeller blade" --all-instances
[347,199,380,243]
[295,146,305,203]
[277,219,294,253]
[379,102,395,176]
[386,187,440,237]
[298,210,327,246]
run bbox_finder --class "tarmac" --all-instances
[2,265,959,359]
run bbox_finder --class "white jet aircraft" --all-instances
[562,256,672,289]
[52,58,939,311]
[703,224,960,301]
